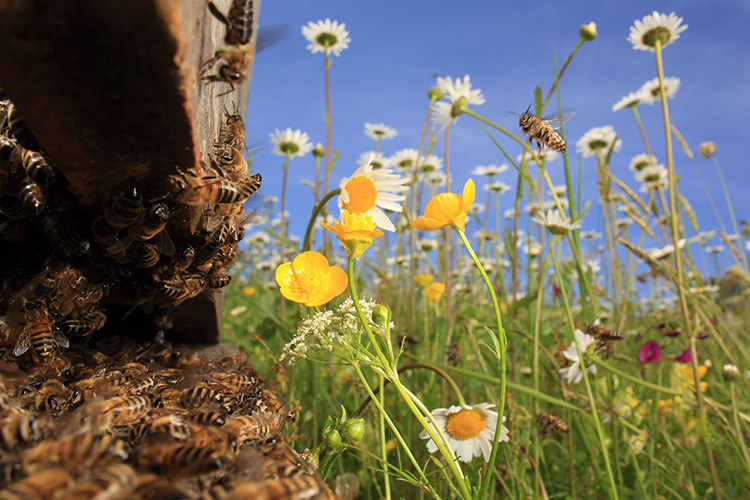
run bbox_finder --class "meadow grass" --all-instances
[222,14,750,500]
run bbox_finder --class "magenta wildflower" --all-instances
[674,346,696,364]
[639,340,662,363]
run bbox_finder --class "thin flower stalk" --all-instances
[654,38,721,498]
[454,229,507,500]
[303,188,342,251]
[550,240,618,499]
[323,51,333,255]
[711,155,750,273]
[346,259,472,500]
[730,380,750,475]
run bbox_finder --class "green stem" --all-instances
[303,188,342,251]
[455,229,507,500]
[730,381,750,477]
[379,375,391,500]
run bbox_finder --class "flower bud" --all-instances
[313,142,326,158]
[427,86,443,102]
[723,364,739,381]
[580,22,597,41]
[697,141,718,159]
[371,304,390,327]
[325,429,344,450]
[341,418,366,443]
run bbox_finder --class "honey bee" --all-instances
[227,475,327,500]
[138,443,223,477]
[181,385,225,409]
[57,463,138,500]
[204,274,231,289]
[168,168,262,206]
[34,379,71,415]
[221,414,272,448]
[22,432,129,474]
[219,106,247,151]
[59,303,107,339]
[214,145,248,181]
[0,194,26,219]
[6,103,41,152]
[0,134,17,165]
[13,300,69,361]
[513,106,574,156]
[0,467,73,500]
[157,273,205,305]
[0,410,51,451]
[185,407,227,427]
[103,395,152,426]
[17,149,54,188]
[536,413,569,438]
[18,177,45,215]
[134,242,161,269]
[585,323,623,355]
[126,202,175,255]
[200,1,254,94]
[106,187,143,228]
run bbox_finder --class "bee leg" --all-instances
[207,1,231,27]
[199,56,218,78]
[216,82,236,98]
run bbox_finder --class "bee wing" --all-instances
[155,230,176,257]
[541,111,575,129]
[53,329,70,348]
[13,329,31,356]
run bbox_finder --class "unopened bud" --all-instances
[427,86,443,102]
[313,142,326,158]
[341,418,365,443]
[580,22,597,41]
[326,429,344,450]
[371,304,390,327]
[723,364,739,381]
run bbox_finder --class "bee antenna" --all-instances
[525,104,532,114]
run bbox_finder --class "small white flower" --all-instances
[418,154,444,173]
[436,74,485,106]
[559,329,598,384]
[484,181,512,194]
[533,210,583,236]
[229,306,247,317]
[419,403,508,463]
[503,208,516,220]
[430,100,456,127]
[612,90,647,112]
[419,238,439,251]
[580,230,601,240]
[576,126,622,158]
[706,245,724,254]
[357,151,388,169]
[638,77,681,105]
[390,148,419,170]
[472,164,508,177]
[629,154,658,172]
[302,18,351,56]
[723,364,739,380]
[270,128,314,158]
[635,163,668,189]
[425,170,447,187]
[628,11,688,52]
[364,122,397,141]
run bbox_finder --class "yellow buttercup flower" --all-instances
[415,274,434,287]
[242,286,256,297]
[275,251,348,307]
[410,179,475,231]
[424,282,446,302]
[320,210,383,259]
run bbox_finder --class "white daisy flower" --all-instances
[357,150,388,169]
[229,306,247,317]
[638,77,681,105]
[580,230,602,240]
[419,403,508,463]
[436,74,485,106]
[612,90,647,112]
[484,181,512,194]
[629,154,658,172]
[628,11,688,52]
[559,328,598,384]
[364,122,397,141]
[338,155,409,232]
[390,148,419,170]
[635,163,667,190]
[419,238,439,251]
[576,126,622,158]
[472,164,508,177]
[723,364,740,380]
[425,170,447,187]
[301,18,351,57]
[270,128,314,158]
[430,100,456,127]
[503,208,516,220]
[418,154,444,173]
[533,210,583,236]
[552,184,567,196]
[706,245,724,254]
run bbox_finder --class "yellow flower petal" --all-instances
[321,210,383,259]
[410,179,475,232]
[415,274,434,287]
[424,282,446,302]
[275,251,348,307]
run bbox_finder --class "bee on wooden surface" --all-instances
[536,413,569,438]
[200,1,254,94]
[106,187,143,228]
[57,463,137,500]
[126,202,175,255]
[219,106,246,151]
[585,323,623,355]
[22,432,129,474]
[13,300,69,361]
[214,145,248,181]
[512,106,573,156]
[168,168,262,206]
[0,411,51,451]
[0,467,73,500]
[157,273,205,305]
[137,442,223,477]
[102,395,152,426]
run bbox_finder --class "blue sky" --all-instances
[245,0,750,262]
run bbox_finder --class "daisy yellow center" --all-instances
[280,142,300,154]
[444,409,486,440]
[344,177,377,213]
[642,27,671,48]
[633,161,649,171]
[588,139,609,150]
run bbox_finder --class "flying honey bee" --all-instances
[512,106,574,156]
[0,467,73,500]
[536,413,569,438]
[0,410,51,451]
[200,0,254,94]
[13,300,69,361]
[585,323,623,355]
[168,168,262,206]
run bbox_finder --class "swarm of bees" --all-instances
[0,91,261,363]
[200,0,255,95]
[536,413,569,439]
[585,323,624,359]
[0,335,335,499]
